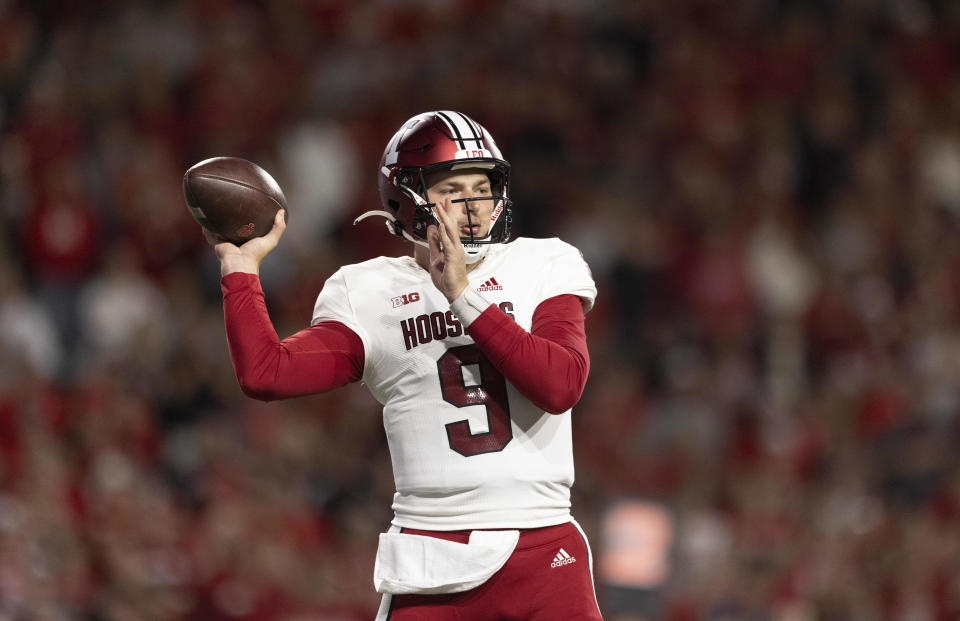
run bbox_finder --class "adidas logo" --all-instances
[477,277,503,292]
[550,548,576,568]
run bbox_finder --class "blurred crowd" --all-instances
[2,0,960,619]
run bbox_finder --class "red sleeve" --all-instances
[466,294,589,414]
[221,272,364,401]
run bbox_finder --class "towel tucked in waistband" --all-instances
[373,529,520,595]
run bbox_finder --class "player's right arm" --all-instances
[206,210,365,401]
[220,274,363,401]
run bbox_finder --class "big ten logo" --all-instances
[391,292,421,308]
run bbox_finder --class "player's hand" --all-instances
[427,197,469,302]
[206,209,287,276]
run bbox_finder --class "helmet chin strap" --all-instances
[462,239,491,264]
[353,209,430,247]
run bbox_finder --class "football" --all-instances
[183,157,287,245]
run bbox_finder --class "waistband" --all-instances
[397,520,574,551]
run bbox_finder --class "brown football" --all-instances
[183,157,287,245]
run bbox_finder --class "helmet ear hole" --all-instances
[388,199,400,210]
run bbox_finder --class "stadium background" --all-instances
[2,1,960,619]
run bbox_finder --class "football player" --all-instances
[207,111,602,620]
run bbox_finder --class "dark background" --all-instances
[2,1,960,619]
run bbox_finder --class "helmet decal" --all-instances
[382,121,409,167]
[489,200,504,222]
[454,149,494,160]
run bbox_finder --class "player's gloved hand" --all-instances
[205,209,287,277]
[428,197,469,302]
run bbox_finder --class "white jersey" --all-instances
[311,237,596,530]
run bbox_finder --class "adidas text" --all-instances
[477,277,503,292]
[551,549,577,568]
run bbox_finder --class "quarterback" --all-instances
[207,111,603,620]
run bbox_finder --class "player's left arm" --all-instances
[428,199,592,413]
[463,294,589,415]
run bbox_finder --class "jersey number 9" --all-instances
[437,345,512,456]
